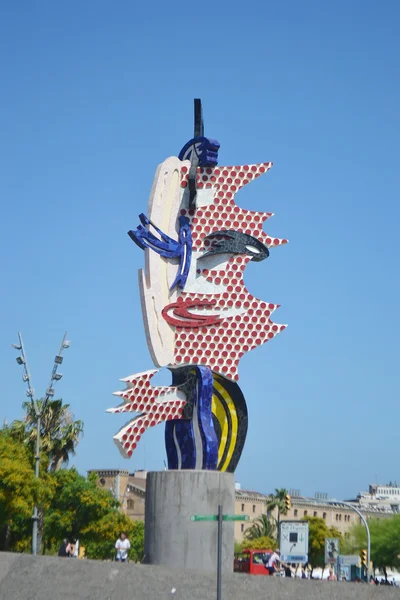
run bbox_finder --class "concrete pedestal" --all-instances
[144,470,235,573]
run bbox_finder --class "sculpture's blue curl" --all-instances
[128,214,192,291]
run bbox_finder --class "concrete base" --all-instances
[144,470,235,573]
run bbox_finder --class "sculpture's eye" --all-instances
[245,245,261,255]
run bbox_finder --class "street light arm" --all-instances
[331,500,371,582]
[16,332,39,416]
[42,331,70,414]
[313,496,371,581]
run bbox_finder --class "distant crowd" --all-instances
[57,532,130,562]
[370,576,398,586]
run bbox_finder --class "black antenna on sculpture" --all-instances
[194,98,204,138]
[188,99,203,207]
[176,99,219,208]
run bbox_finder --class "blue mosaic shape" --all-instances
[178,137,220,167]
[196,366,218,469]
[165,366,218,470]
[165,419,196,470]
[128,214,192,291]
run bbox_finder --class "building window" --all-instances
[241,524,244,532]
[336,514,339,521]
[313,511,318,517]
[304,510,308,516]
[241,503,245,512]
[127,499,135,510]
[347,515,350,522]
[323,512,327,519]
[294,509,298,517]
[252,505,256,513]
[339,514,342,521]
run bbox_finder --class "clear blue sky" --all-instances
[1,0,399,501]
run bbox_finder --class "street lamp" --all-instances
[313,497,371,581]
[12,331,70,556]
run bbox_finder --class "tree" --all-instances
[343,516,400,575]
[0,429,54,552]
[84,515,144,561]
[244,514,276,540]
[242,536,278,551]
[10,399,83,472]
[265,488,289,536]
[43,469,144,561]
[10,399,83,553]
[302,516,342,574]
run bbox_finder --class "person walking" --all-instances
[115,532,130,562]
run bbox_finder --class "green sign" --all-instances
[191,514,249,522]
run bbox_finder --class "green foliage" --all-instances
[0,429,37,550]
[302,516,342,570]
[43,468,144,561]
[343,516,400,570]
[0,429,54,551]
[266,488,289,518]
[0,427,144,560]
[8,398,83,553]
[43,468,118,545]
[241,536,278,551]
[10,399,83,472]
[85,517,145,561]
[244,514,276,540]
[340,523,366,555]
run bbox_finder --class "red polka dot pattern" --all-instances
[171,163,288,381]
[109,370,186,457]
[180,163,288,251]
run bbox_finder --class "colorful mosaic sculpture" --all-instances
[108,101,287,472]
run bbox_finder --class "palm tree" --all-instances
[11,399,83,472]
[244,514,276,540]
[265,488,289,543]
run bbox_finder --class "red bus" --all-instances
[234,549,273,576]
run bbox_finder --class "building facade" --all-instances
[354,483,400,513]
[88,469,147,521]
[87,471,397,542]
[234,489,396,542]
[277,495,393,538]
[234,486,268,541]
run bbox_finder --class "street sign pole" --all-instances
[191,509,248,600]
[217,505,222,600]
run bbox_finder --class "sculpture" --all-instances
[108,101,287,472]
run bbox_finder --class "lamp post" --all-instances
[332,500,371,582]
[12,332,70,555]
[313,497,371,581]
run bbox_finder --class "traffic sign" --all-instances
[280,521,309,564]
[325,538,340,565]
[191,515,217,521]
[281,554,308,563]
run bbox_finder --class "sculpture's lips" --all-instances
[162,299,223,328]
